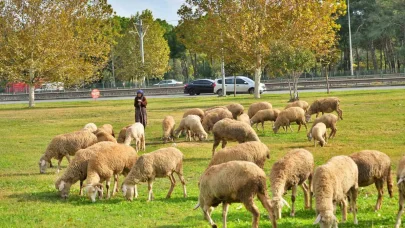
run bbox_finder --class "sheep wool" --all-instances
[306,97,343,122]
[309,114,338,139]
[285,100,309,112]
[202,108,233,133]
[183,108,205,121]
[237,113,250,126]
[307,122,327,147]
[247,102,273,118]
[83,123,97,133]
[395,155,405,228]
[124,123,145,152]
[117,125,131,143]
[162,116,176,143]
[273,107,307,133]
[174,115,207,141]
[250,108,280,131]
[225,103,244,119]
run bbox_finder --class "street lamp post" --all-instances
[348,0,354,76]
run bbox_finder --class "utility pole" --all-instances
[133,19,148,86]
[348,0,354,76]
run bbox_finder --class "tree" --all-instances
[0,0,115,107]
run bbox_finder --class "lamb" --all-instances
[95,129,117,143]
[202,108,233,133]
[121,147,187,201]
[208,142,270,169]
[270,149,314,220]
[225,103,244,119]
[309,113,338,139]
[183,108,205,121]
[273,107,307,133]
[84,142,137,202]
[349,150,393,211]
[247,102,273,118]
[162,116,176,143]
[124,123,145,152]
[195,160,277,228]
[313,155,358,227]
[285,100,309,112]
[174,115,208,141]
[395,156,405,228]
[237,113,250,125]
[83,123,97,133]
[117,125,131,143]
[307,123,327,147]
[250,108,281,131]
[39,130,98,174]
[55,146,99,199]
[211,118,260,155]
[306,97,343,122]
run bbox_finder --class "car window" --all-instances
[217,79,222,84]
[236,79,247,84]
[201,80,211,85]
[225,79,234,84]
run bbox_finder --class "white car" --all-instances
[35,82,64,92]
[213,76,266,95]
[153,79,183,86]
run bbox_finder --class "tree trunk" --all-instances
[111,50,116,88]
[221,56,226,96]
[325,66,330,94]
[254,54,262,99]
[356,47,360,75]
[288,76,293,100]
[291,72,300,101]
[29,84,35,107]
[371,40,378,71]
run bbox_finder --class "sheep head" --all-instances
[305,113,312,122]
[39,159,47,174]
[271,197,290,220]
[272,125,280,134]
[122,183,137,201]
[314,211,338,228]
[307,132,313,141]
[85,184,103,203]
[55,180,72,199]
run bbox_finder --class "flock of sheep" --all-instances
[37,97,405,228]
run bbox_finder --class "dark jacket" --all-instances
[134,96,147,108]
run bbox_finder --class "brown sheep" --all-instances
[247,102,273,118]
[285,100,309,112]
[306,97,343,122]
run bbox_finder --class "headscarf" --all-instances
[137,90,144,96]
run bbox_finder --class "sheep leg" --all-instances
[57,158,63,173]
[142,135,146,151]
[176,171,187,198]
[112,174,119,196]
[297,123,302,132]
[261,122,265,131]
[375,179,384,211]
[341,200,347,222]
[256,192,276,227]
[395,190,404,228]
[301,183,310,210]
[49,160,53,168]
[337,108,343,120]
[291,185,297,217]
[79,180,83,196]
[203,205,216,228]
[288,124,293,132]
[65,155,71,163]
[166,174,176,199]
[221,140,228,149]
[147,179,154,201]
[243,198,260,228]
[350,186,358,225]
[255,123,259,131]
[212,139,221,156]
[106,178,111,199]
[308,174,313,209]
[222,203,229,228]
[313,139,316,147]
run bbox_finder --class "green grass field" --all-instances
[0,89,405,228]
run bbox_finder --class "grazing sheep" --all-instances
[313,156,358,227]
[122,147,187,201]
[349,150,393,211]
[211,118,260,155]
[97,124,115,137]
[84,142,137,202]
[306,97,343,122]
[285,100,309,112]
[309,114,338,139]
[307,123,327,147]
[183,108,205,121]
[196,161,277,228]
[174,115,208,141]
[202,108,233,133]
[55,146,99,199]
[238,113,250,125]
[162,116,176,143]
[225,103,244,119]
[95,129,117,143]
[270,149,314,219]
[273,107,307,133]
[124,123,145,152]
[395,156,405,228]
[83,123,97,133]
[204,106,227,114]
[39,130,98,174]
[208,142,270,169]
[117,125,131,143]
[247,102,273,118]
[250,108,281,131]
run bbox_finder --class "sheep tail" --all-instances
[387,165,393,198]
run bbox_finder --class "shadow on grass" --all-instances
[0,172,53,177]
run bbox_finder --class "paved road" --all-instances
[1,85,404,105]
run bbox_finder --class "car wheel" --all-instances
[196,92,201,95]
[216,89,223,95]
[248,88,254,94]
[189,89,196,96]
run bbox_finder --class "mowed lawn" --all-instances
[0,89,404,228]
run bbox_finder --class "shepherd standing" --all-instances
[134,90,147,128]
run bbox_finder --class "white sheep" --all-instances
[183,108,205,121]
[313,155,358,227]
[395,155,405,228]
[39,130,98,174]
[124,123,145,152]
[174,115,208,141]
[307,122,327,147]
[122,147,187,201]
[349,150,393,211]
[250,108,281,131]
[162,116,176,143]
[208,141,270,169]
[247,102,273,118]
[273,107,307,133]
[195,160,277,228]
[83,123,97,133]
[211,118,260,155]
[84,142,138,202]
[270,149,314,219]
[306,97,343,122]
[309,114,338,139]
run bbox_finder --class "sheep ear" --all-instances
[41,160,46,166]
[58,181,65,191]
[314,214,322,224]
[281,197,290,208]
